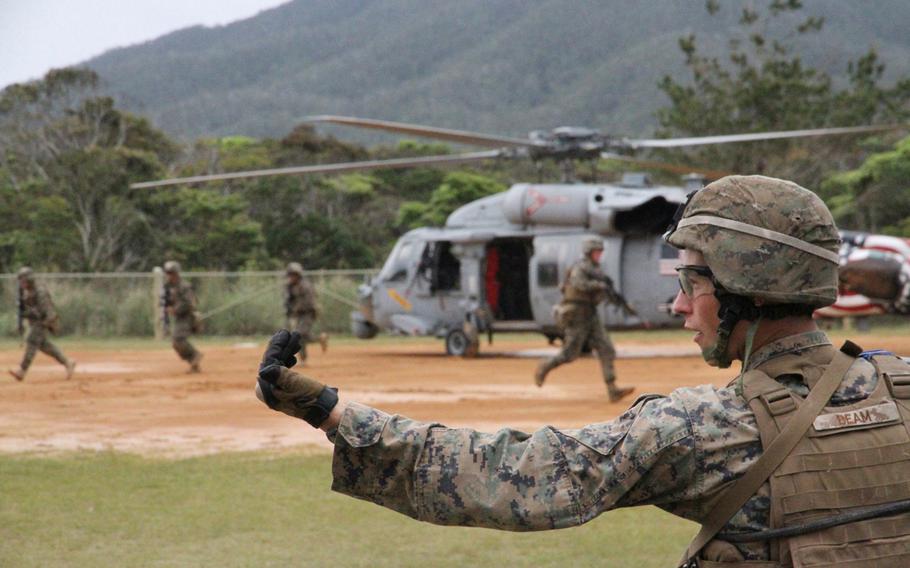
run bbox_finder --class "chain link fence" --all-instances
[0,269,376,338]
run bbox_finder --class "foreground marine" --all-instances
[8,267,76,381]
[255,175,910,566]
[535,237,635,401]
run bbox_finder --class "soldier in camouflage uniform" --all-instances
[8,267,75,381]
[535,237,635,401]
[254,176,910,566]
[161,261,203,373]
[284,262,327,363]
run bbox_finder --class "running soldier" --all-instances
[161,261,203,373]
[284,262,327,363]
[534,238,635,401]
[8,267,75,381]
[255,176,910,566]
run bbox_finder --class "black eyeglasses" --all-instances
[675,265,714,298]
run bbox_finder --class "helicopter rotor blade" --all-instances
[600,153,732,180]
[130,150,506,189]
[623,123,906,149]
[305,115,536,148]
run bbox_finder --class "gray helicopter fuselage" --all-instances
[351,180,690,350]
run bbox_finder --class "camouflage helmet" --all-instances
[582,237,604,255]
[665,175,840,308]
[163,260,181,274]
[286,262,304,276]
[17,266,34,281]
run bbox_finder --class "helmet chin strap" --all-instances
[740,318,761,372]
[701,292,761,369]
[701,326,733,369]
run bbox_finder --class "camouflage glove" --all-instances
[255,329,338,428]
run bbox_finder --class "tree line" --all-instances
[1,1,908,274]
[0,68,512,273]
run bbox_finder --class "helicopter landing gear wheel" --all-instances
[445,329,479,358]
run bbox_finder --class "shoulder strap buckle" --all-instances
[868,352,910,399]
[760,389,797,416]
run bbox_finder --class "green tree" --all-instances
[397,171,505,229]
[371,140,450,200]
[0,68,176,271]
[263,210,374,269]
[276,124,368,167]
[656,0,910,188]
[146,188,266,270]
[820,135,910,236]
[0,190,81,271]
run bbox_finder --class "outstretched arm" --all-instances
[254,330,702,531]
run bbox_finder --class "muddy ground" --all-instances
[2,332,909,457]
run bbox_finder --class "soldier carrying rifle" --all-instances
[161,261,203,373]
[534,237,636,401]
[284,262,328,365]
[8,267,75,382]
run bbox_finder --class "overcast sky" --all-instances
[0,0,290,89]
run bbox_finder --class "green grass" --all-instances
[0,452,696,567]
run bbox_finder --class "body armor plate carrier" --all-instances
[702,351,910,567]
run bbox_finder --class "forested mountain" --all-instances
[86,0,910,142]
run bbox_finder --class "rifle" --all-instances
[599,275,637,316]
[600,275,653,326]
[284,282,293,317]
[159,285,172,336]
[16,280,24,336]
[618,296,640,318]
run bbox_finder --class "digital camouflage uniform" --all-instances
[12,273,73,380]
[285,263,326,361]
[257,176,910,565]
[328,330,877,562]
[163,275,202,369]
[536,244,630,399]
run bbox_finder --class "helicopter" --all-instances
[132,116,904,356]
[818,231,910,319]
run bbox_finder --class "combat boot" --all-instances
[319,332,329,354]
[8,368,25,382]
[189,353,203,373]
[65,360,76,381]
[607,383,635,403]
[534,361,551,387]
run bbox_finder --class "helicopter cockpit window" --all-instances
[381,241,418,282]
[419,241,461,293]
[537,262,559,287]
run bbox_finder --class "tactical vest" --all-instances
[701,351,910,567]
[560,263,604,305]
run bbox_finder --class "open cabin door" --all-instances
[483,238,534,325]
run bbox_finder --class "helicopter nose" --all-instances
[350,282,379,338]
[357,282,374,306]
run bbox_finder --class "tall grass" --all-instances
[0,272,371,338]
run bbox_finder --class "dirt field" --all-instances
[3,331,910,457]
